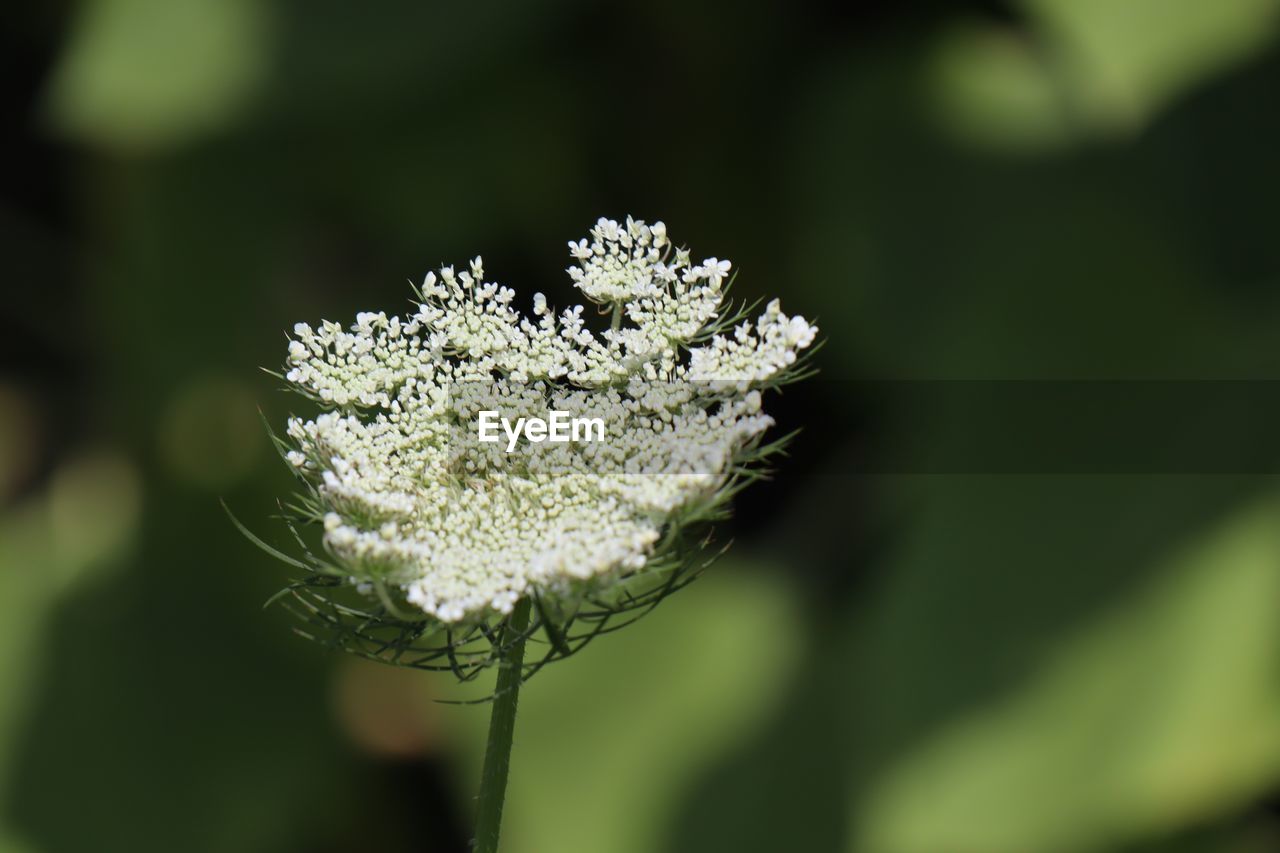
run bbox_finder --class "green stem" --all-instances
[474,597,532,853]
[610,302,623,332]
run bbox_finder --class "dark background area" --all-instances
[4,1,1280,851]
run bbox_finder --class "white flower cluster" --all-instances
[282,217,816,623]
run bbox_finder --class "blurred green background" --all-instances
[4,1,1280,851]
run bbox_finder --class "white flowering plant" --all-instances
[232,216,816,851]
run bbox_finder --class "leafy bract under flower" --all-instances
[278,217,816,627]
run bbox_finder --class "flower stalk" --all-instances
[473,596,532,853]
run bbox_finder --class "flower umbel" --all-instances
[249,216,817,681]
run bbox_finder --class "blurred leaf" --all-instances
[927,21,1075,153]
[0,829,37,853]
[854,489,1280,852]
[3,480,376,853]
[789,40,1280,379]
[1020,0,1280,134]
[0,452,140,843]
[441,563,802,853]
[666,477,1280,853]
[927,1,1280,152]
[46,0,270,150]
